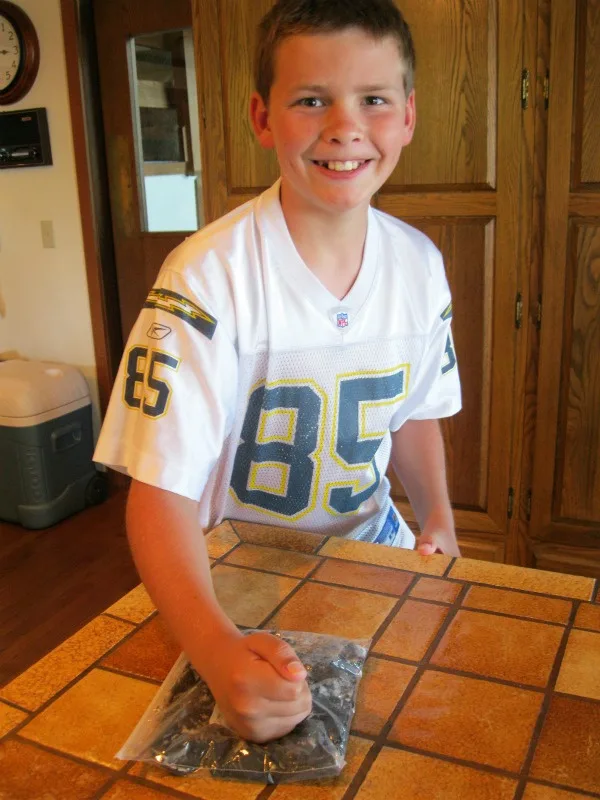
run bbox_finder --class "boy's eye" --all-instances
[364,96,386,106]
[297,97,325,108]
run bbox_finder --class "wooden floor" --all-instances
[0,487,140,686]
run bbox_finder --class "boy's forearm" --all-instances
[125,480,239,673]
[390,419,454,531]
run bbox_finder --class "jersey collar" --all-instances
[257,180,380,332]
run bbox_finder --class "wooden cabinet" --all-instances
[525,0,600,576]
[191,0,600,574]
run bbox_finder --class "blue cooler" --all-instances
[0,360,108,529]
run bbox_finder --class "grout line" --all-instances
[101,611,145,625]
[342,583,469,799]
[96,664,164,687]
[552,690,600,708]
[441,602,569,628]
[91,758,135,800]
[377,583,469,735]
[212,556,583,631]
[523,778,600,799]
[341,740,382,800]
[3,612,158,724]
[298,553,593,602]
[443,556,456,577]
[101,768,214,799]
[380,739,521,780]
[13,732,118,776]
[368,574,422,649]
[227,520,327,555]
[258,558,329,628]
[214,558,323,583]
[364,656,548,694]
[512,599,579,800]
[0,696,30,713]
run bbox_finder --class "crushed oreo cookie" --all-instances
[119,630,368,784]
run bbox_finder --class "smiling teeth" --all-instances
[318,161,362,171]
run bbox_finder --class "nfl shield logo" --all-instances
[336,312,349,328]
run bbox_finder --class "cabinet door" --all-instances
[379,0,524,560]
[529,0,600,575]
[194,0,525,560]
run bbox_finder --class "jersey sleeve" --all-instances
[93,266,238,501]
[390,252,462,429]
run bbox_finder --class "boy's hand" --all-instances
[201,630,312,743]
[417,526,461,557]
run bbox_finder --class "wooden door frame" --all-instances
[60,0,221,414]
[61,0,122,414]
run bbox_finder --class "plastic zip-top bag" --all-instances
[117,630,369,784]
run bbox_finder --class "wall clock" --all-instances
[0,1,39,105]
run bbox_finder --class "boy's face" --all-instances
[250,28,415,219]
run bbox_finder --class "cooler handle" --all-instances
[51,422,83,453]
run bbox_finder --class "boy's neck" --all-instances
[280,185,370,301]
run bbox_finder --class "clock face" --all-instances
[0,13,21,93]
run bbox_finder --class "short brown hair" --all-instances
[255,0,416,104]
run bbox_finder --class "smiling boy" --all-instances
[94,0,461,743]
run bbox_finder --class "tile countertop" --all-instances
[2,522,600,800]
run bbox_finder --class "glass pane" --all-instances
[130,29,204,232]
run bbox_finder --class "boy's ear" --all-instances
[249,92,275,149]
[402,89,417,146]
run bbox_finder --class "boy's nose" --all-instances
[322,108,364,145]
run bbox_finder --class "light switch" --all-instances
[41,220,55,249]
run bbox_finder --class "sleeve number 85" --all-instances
[123,346,180,419]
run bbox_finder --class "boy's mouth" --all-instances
[313,160,369,172]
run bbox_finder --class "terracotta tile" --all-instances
[555,629,600,700]
[231,520,325,553]
[431,609,563,687]
[448,559,594,600]
[105,583,155,623]
[373,599,449,662]
[211,564,300,627]
[0,738,110,799]
[410,577,462,604]
[103,782,172,799]
[0,615,134,710]
[20,668,157,769]
[390,670,542,772]
[319,538,450,576]
[354,747,517,800]
[271,736,373,799]
[530,695,600,793]
[523,784,598,799]
[575,602,600,632]
[224,542,321,578]
[0,700,28,737]
[269,582,396,640]
[353,658,416,735]
[463,586,572,624]
[313,558,414,596]
[102,616,181,682]
[129,761,265,799]
[205,521,240,558]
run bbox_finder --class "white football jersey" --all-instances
[94,180,461,546]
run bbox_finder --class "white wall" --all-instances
[0,0,99,427]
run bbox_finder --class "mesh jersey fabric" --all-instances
[94,180,461,545]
